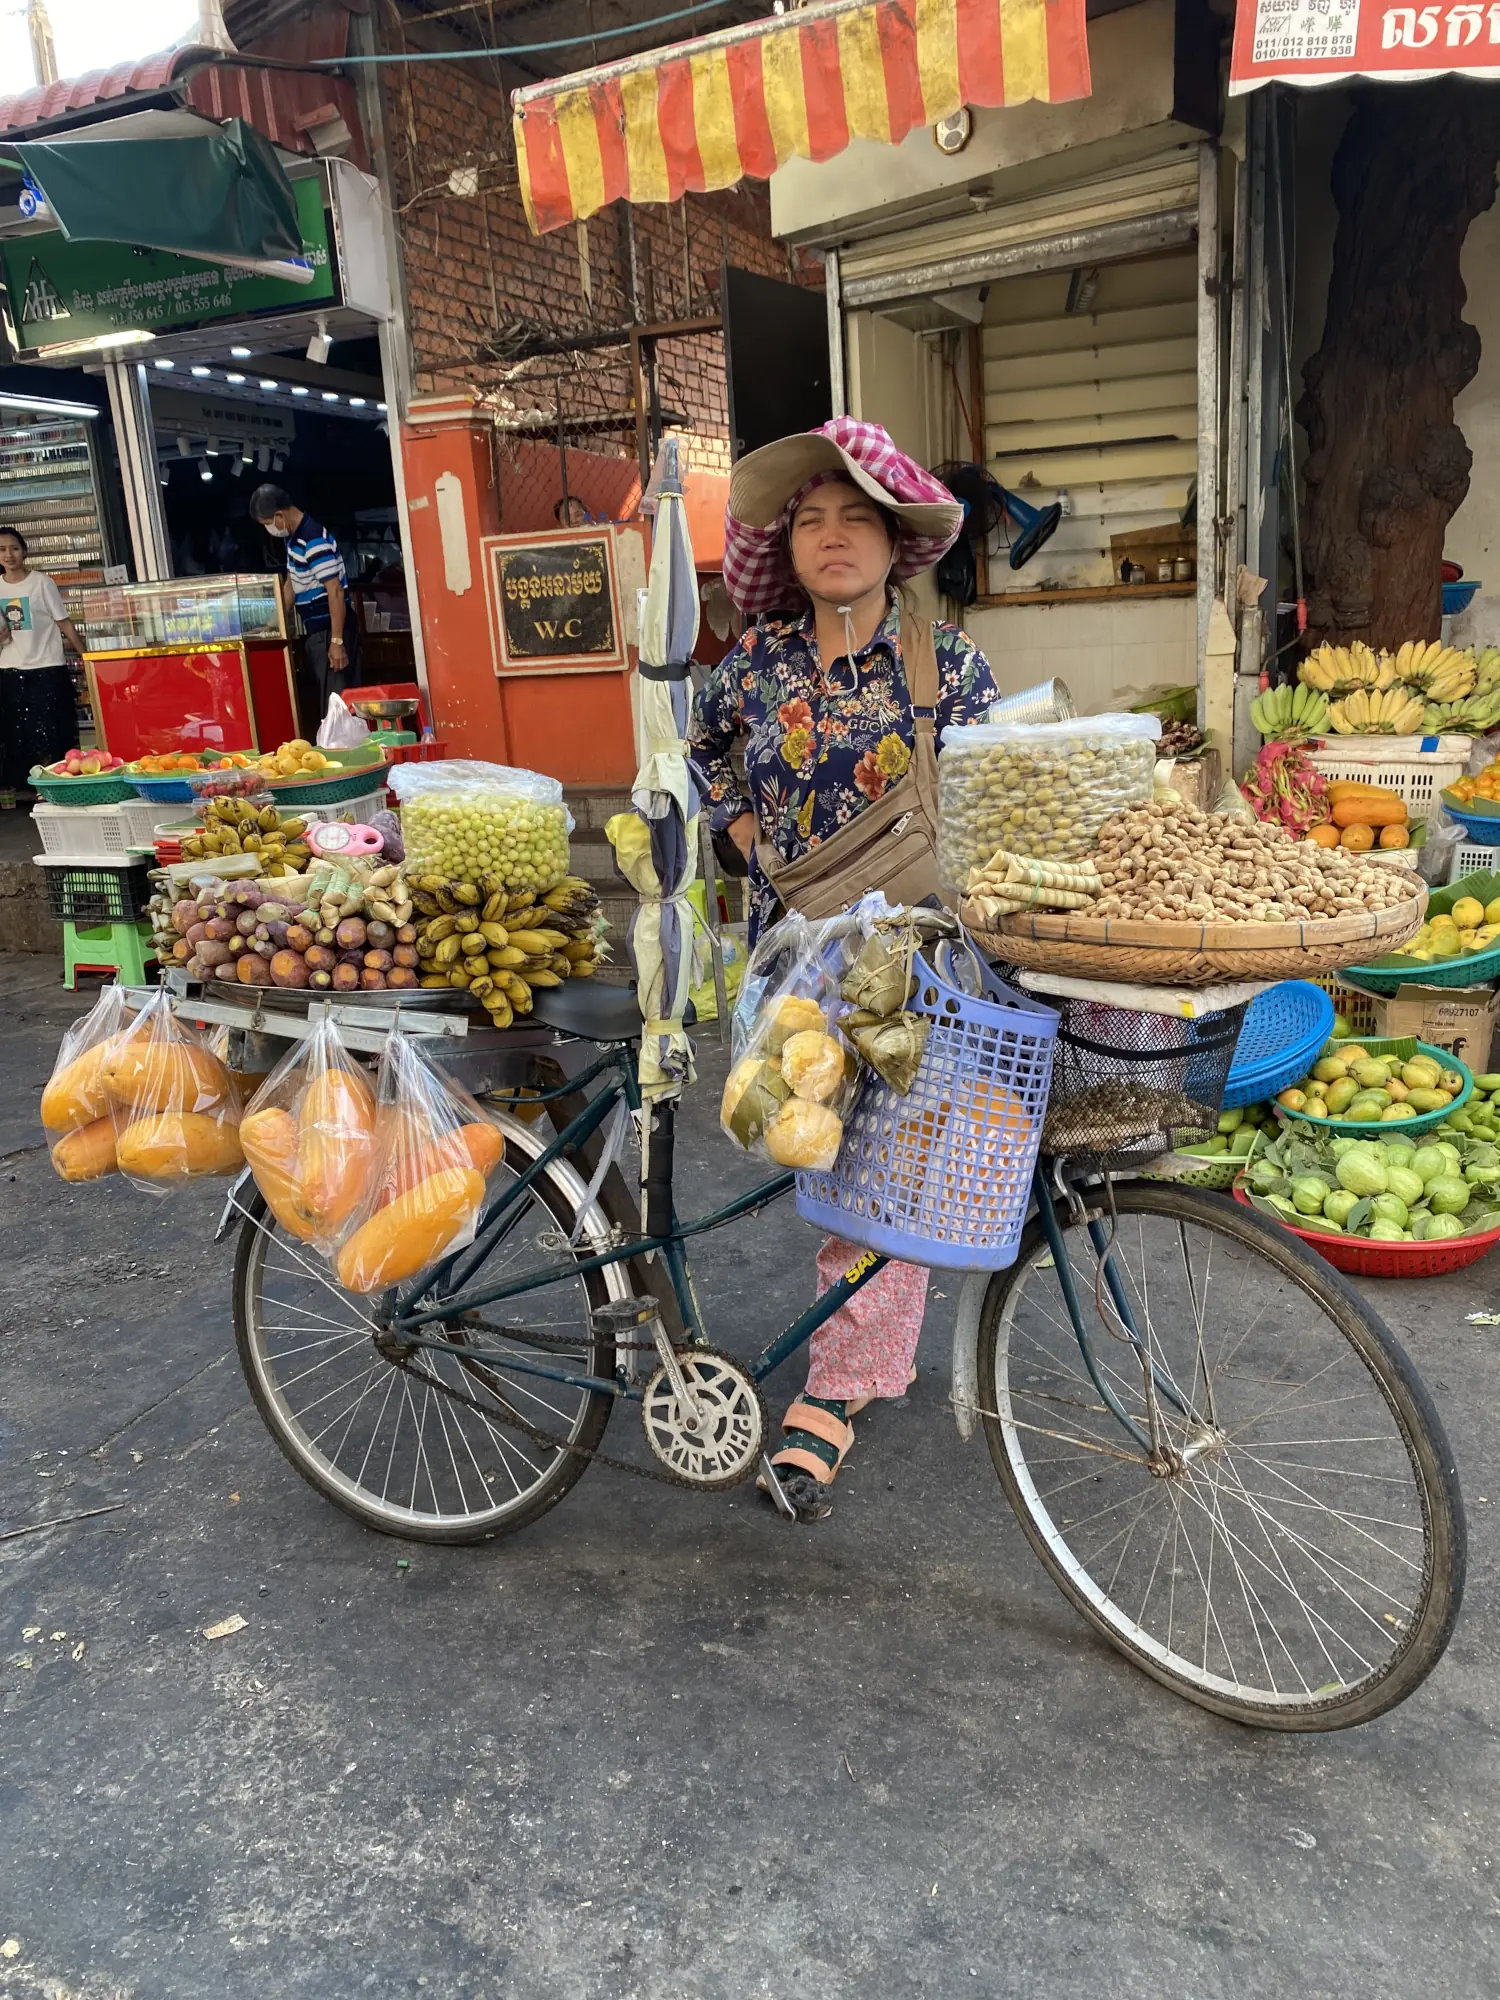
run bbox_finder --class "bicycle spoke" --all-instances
[238,1132,623,1536]
[987,1191,1451,1718]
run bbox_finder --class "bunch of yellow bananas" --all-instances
[409,873,605,1027]
[1391,639,1476,698]
[1326,686,1427,734]
[1298,640,1381,694]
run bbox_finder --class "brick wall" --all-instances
[379,14,822,469]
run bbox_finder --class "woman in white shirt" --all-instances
[0,526,85,791]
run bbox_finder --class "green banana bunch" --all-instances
[1251,680,1329,742]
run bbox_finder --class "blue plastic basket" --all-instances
[796,952,1058,1272]
[1437,796,1500,845]
[1221,980,1336,1110]
[126,771,204,803]
[1443,580,1479,615]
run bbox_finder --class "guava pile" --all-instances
[1243,1126,1500,1244]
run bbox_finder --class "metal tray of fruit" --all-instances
[245,982,478,1016]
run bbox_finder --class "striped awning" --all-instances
[512,0,1092,235]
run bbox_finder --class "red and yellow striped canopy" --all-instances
[513,0,1091,235]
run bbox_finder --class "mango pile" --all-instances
[1396,893,1500,964]
[1276,1041,1466,1123]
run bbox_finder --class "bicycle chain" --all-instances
[399,1334,746,1492]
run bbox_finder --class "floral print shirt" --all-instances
[688,595,1000,940]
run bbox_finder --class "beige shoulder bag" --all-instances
[753,612,946,923]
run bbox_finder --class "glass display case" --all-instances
[66,575,285,653]
[0,411,110,573]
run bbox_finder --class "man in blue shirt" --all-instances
[249,484,363,721]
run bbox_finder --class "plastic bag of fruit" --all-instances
[95,989,244,1194]
[330,1032,505,1294]
[39,983,137,1183]
[239,1015,379,1249]
[721,911,862,1170]
[388,760,574,896]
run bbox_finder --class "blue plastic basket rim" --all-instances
[1223,981,1335,1095]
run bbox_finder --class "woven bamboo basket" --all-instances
[971,890,1427,986]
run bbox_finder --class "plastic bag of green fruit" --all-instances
[1272,1036,1469,1128]
[1241,1122,1500,1241]
[390,760,575,897]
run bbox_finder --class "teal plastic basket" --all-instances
[30,766,134,805]
[1342,868,1500,990]
[261,755,388,804]
[1275,1037,1472,1139]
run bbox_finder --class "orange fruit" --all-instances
[1340,823,1376,851]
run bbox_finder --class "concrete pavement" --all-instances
[1,954,1498,1999]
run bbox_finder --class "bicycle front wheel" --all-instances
[978,1182,1465,1729]
[233,1109,634,1545]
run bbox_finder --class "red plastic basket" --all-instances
[1231,1177,1500,1277]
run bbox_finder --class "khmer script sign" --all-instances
[1231,0,1500,88]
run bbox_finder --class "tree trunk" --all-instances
[1298,81,1500,651]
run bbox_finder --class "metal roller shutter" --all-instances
[838,153,1199,309]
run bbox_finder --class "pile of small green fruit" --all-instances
[1441,1071,1500,1140]
[1243,1127,1500,1243]
[1275,1041,1467,1124]
[1172,1101,1280,1162]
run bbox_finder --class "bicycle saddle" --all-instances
[528,979,650,1042]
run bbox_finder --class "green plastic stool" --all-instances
[62,920,156,990]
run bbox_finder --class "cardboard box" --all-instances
[1371,984,1500,1073]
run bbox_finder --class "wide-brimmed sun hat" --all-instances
[723,417,964,614]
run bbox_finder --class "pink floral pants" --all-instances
[804,1236,929,1401]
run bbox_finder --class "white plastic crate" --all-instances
[1450,841,1500,883]
[32,800,134,859]
[1307,749,1466,818]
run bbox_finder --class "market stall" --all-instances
[64,576,298,761]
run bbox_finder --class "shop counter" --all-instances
[67,576,298,761]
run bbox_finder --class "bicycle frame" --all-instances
[375,1038,1180,1452]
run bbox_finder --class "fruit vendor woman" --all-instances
[0,527,87,793]
[687,418,1000,1520]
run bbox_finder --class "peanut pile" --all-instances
[1092,796,1426,924]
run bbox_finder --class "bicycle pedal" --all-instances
[590,1296,659,1333]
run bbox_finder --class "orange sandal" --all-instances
[756,1399,855,1521]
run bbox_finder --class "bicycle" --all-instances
[228,974,1466,1731]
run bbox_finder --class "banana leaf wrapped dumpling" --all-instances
[848,1012,930,1095]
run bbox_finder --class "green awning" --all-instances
[12,116,303,272]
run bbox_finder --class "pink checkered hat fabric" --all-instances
[722,418,963,614]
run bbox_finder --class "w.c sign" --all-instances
[1230,0,1500,89]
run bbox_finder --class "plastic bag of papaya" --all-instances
[40,982,138,1184]
[331,1031,505,1294]
[102,988,244,1193]
[238,1013,379,1248]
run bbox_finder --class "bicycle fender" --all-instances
[949,1271,989,1443]
[215,1167,255,1243]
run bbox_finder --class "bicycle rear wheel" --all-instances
[978,1182,1465,1729]
[233,1110,633,1544]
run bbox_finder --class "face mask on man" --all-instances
[262,520,290,539]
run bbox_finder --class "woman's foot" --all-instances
[756,1394,853,1522]
[846,1366,917,1418]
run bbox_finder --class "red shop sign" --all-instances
[1230,0,1500,91]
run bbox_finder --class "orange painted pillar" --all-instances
[400,403,511,763]
[400,398,650,785]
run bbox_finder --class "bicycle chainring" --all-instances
[641,1348,767,1489]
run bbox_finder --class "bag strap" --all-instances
[900,610,940,725]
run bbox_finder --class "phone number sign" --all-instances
[1231,0,1500,88]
